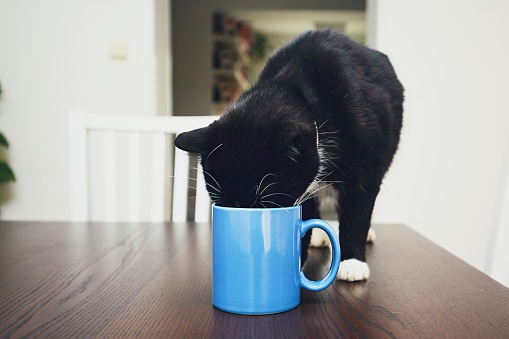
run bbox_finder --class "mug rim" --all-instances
[212,203,300,213]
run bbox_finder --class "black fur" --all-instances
[175,29,403,268]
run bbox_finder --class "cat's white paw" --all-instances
[366,228,376,242]
[337,259,369,281]
[310,228,331,248]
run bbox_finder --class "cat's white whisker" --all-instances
[295,183,335,205]
[178,163,223,193]
[292,126,336,207]
[203,170,222,192]
[167,175,198,180]
[296,193,331,206]
[260,200,292,214]
[205,182,221,194]
[258,181,278,197]
[318,119,330,129]
[256,173,277,196]
[259,192,296,200]
[205,143,223,168]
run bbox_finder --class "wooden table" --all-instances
[1,222,508,338]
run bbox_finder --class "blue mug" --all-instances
[212,204,341,315]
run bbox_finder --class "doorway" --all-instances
[210,9,366,115]
[171,1,366,117]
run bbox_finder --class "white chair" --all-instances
[69,111,218,223]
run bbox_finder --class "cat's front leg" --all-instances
[336,186,379,282]
[310,225,373,281]
[301,197,321,264]
[310,225,375,246]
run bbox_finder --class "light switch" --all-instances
[110,42,128,60]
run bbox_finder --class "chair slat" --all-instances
[172,148,189,222]
[127,132,141,222]
[103,131,116,221]
[151,133,166,222]
[195,163,211,222]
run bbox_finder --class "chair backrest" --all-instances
[69,111,218,223]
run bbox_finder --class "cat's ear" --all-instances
[174,126,211,154]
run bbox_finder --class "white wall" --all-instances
[371,0,509,277]
[489,155,509,286]
[0,0,169,220]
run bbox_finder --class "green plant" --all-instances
[0,81,15,183]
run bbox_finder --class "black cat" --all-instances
[175,29,403,281]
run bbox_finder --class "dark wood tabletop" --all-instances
[1,221,508,338]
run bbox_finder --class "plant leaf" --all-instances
[0,160,15,182]
[0,132,8,148]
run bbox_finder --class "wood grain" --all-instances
[1,221,508,338]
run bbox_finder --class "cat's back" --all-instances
[258,29,401,93]
[257,29,403,127]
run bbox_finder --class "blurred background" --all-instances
[0,0,508,286]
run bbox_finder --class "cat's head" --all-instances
[175,85,319,208]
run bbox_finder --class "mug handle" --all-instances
[300,219,341,291]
